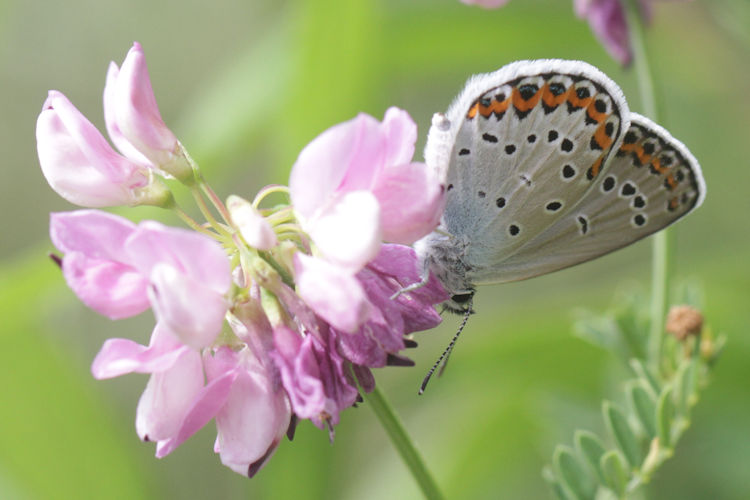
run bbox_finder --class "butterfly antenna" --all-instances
[419,296,473,395]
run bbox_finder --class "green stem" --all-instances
[363,386,445,500]
[173,206,219,238]
[191,186,232,238]
[625,0,670,370]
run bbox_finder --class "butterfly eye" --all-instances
[450,293,474,305]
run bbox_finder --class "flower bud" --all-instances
[665,305,703,341]
[37,91,160,208]
[227,195,277,250]
[105,42,193,182]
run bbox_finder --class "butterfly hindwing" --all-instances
[472,112,705,283]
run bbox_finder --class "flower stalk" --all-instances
[362,385,446,500]
[624,0,670,371]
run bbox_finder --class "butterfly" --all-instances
[414,59,705,392]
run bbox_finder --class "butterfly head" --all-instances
[444,291,475,315]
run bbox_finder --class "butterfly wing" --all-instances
[477,112,705,282]
[424,60,632,284]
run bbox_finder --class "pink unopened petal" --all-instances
[294,253,371,333]
[135,348,204,443]
[37,91,148,207]
[372,162,444,244]
[113,42,179,166]
[148,263,228,349]
[92,323,187,379]
[104,62,153,166]
[305,190,382,271]
[227,195,277,250]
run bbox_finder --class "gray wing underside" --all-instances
[467,113,705,284]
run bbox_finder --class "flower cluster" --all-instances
[461,0,690,66]
[39,43,448,476]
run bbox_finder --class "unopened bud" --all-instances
[665,305,703,341]
[227,195,277,250]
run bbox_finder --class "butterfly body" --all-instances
[416,60,705,313]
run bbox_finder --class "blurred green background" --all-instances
[1,0,748,498]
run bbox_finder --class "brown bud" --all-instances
[665,305,704,341]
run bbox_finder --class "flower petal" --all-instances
[289,113,383,219]
[294,253,371,333]
[209,347,291,477]
[227,195,277,250]
[50,210,150,319]
[381,107,417,168]
[104,62,153,166]
[37,91,148,207]
[305,190,382,271]
[577,0,632,66]
[155,348,240,458]
[91,323,187,379]
[148,263,228,349]
[135,348,204,443]
[112,42,179,166]
[372,162,444,244]
[126,221,231,295]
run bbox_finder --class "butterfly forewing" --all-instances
[476,113,705,283]
[433,60,632,283]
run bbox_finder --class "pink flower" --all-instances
[271,326,359,433]
[93,325,290,475]
[92,323,204,445]
[575,0,632,66]
[204,347,291,476]
[289,107,444,271]
[36,91,168,208]
[51,210,231,348]
[575,0,692,66]
[104,42,191,181]
[336,244,448,368]
[50,210,149,319]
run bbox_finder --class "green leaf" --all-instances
[629,358,661,396]
[628,382,657,439]
[574,430,607,485]
[554,445,597,500]
[657,386,676,449]
[543,466,573,500]
[603,401,642,468]
[600,450,628,497]
[676,359,698,414]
